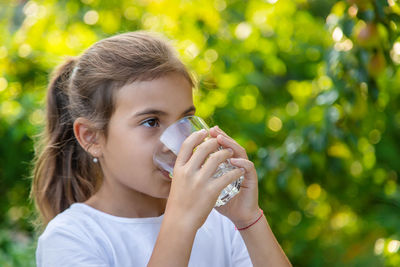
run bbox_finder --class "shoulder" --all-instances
[37,203,109,266]
[39,203,94,241]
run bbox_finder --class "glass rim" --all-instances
[161,115,209,135]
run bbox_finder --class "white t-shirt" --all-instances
[36,203,252,267]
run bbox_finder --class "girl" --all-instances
[32,31,291,266]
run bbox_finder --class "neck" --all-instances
[85,180,167,218]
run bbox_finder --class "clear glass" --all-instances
[153,116,243,207]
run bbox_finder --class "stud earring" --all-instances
[93,157,98,163]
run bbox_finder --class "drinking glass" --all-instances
[153,116,243,207]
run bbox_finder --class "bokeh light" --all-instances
[1,0,399,266]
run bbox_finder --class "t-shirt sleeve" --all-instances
[231,228,253,267]
[36,227,109,267]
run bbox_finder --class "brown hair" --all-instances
[31,31,194,226]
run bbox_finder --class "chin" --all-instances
[150,185,171,199]
[159,188,171,199]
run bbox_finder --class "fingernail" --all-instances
[227,148,233,154]
[240,168,245,173]
[199,129,207,134]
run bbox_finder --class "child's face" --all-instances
[98,73,195,201]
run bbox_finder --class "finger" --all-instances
[211,167,245,194]
[199,148,234,178]
[175,129,208,166]
[209,126,233,140]
[208,126,247,159]
[229,158,257,182]
[186,137,220,170]
[216,134,248,159]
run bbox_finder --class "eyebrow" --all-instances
[133,106,196,118]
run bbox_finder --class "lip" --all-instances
[159,169,172,181]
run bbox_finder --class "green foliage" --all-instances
[1,0,399,265]
[0,230,36,267]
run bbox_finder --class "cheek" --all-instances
[128,134,159,163]
[105,124,160,163]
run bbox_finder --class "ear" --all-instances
[73,117,104,158]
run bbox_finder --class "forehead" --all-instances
[114,73,194,116]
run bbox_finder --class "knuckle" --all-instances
[192,175,202,186]
[206,184,218,194]
[182,166,192,177]
[194,129,205,136]
[210,149,229,161]
[182,136,193,147]
[221,150,233,160]
[233,168,242,175]
[208,152,219,161]
[198,137,218,151]
[195,143,208,154]
[232,168,242,176]
[226,148,234,156]
[206,138,217,147]
[185,130,206,144]
[207,137,219,147]
[221,171,232,180]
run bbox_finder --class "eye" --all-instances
[141,118,160,128]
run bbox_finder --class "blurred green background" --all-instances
[1,0,400,266]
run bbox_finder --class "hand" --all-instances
[209,126,261,228]
[164,129,245,230]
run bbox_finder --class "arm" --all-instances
[147,213,197,266]
[210,126,291,267]
[148,129,245,266]
[236,211,291,266]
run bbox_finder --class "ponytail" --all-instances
[32,58,101,227]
